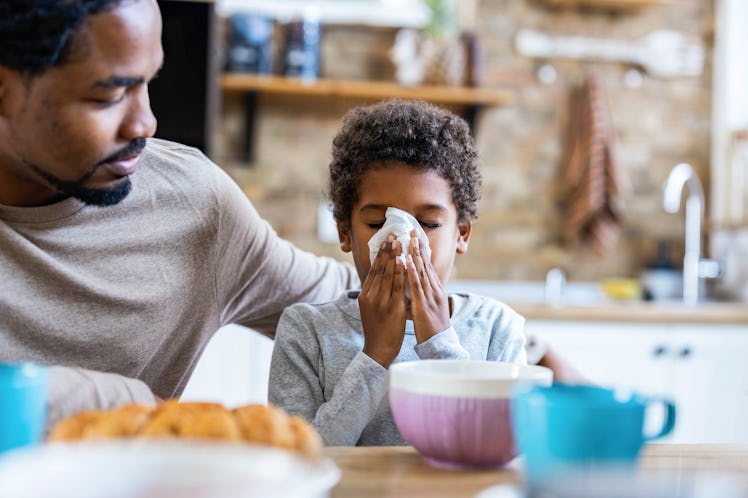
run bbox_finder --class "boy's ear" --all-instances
[456,220,473,254]
[337,220,353,253]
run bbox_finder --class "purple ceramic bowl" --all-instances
[389,360,552,469]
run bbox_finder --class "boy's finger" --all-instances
[373,237,400,299]
[415,232,442,293]
[410,234,432,290]
[363,240,388,294]
[406,253,426,303]
[390,256,406,305]
[385,238,405,290]
[381,240,397,287]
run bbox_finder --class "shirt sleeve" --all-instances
[492,305,528,365]
[268,307,388,446]
[414,326,470,359]
[46,366,158,434]
[210,168,359,338]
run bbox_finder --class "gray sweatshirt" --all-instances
[268,291,526,446]
[0,139,358,429]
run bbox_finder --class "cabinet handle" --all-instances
[678,346,692,358]
[652,345,668,357]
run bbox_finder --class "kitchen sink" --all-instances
[446,279,736,306]
[446,279,606,306]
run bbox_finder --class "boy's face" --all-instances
[337,161,472,286]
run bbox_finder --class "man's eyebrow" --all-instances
[92,76,144,89]
[92,63,163,90]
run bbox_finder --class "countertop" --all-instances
[446,280,748,325]
[510,301,748,325]
[324,445,748,498]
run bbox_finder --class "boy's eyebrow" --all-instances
[359,204,449,213]
[359,205,387,213]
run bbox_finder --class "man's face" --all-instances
[337,161,472,287]
[0,0,163,207]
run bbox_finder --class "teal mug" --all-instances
[512,383,676,486]
[0,363,49,452]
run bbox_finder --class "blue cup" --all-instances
[0,363,49,452]
[512,383,675,486]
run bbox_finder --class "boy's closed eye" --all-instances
[420,221,441,229]
[366,221,441,229]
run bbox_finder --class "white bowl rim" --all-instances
[390,360,553,398]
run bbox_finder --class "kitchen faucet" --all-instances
[545,267,566,307]
[663,163,719,305]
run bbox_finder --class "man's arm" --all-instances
[536,345,588,384]
[46,366,159,434]
[211,168,358,337]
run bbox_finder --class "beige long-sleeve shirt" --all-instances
[0,139,357,428]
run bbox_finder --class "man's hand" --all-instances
[359,235,407,368]
[46,366,159,435]
[406,230,451,344]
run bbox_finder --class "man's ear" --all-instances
[0,68,7,117]
[456,220,473,254]
[337,220,353,253]
[0,66,20,119]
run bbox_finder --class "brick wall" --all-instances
[216,0,713,282]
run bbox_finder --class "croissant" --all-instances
[47,400,322,461]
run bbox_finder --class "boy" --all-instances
[269,99,526,446]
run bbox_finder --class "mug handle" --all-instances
[643,398,676,441]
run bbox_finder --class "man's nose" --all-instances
[120,85,157,140]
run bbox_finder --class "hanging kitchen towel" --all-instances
[561,75,628,256]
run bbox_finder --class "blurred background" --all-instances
[154,0,748,444]
[150,0,747,297]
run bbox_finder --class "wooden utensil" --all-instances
[515,28,704,78]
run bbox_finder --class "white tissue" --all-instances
[367,207,431,266]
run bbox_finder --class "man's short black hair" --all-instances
[0,0,127,75]
[328,99,482,225]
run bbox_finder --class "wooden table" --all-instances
[324,445,748,498]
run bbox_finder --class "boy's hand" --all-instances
[406,231,451,344]
[359,235,407,368]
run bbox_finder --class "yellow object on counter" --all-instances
[601,278,643,301]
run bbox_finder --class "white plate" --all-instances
[0,440,339,498]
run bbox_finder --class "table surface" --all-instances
[323,444,748,498]
[511,301,748,324]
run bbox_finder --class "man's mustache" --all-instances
[98,137,147,166]
[75,138,148,184]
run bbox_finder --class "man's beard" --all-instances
[33,170,132,207]
[26,138,145,207]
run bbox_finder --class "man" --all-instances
[0,0,356,428]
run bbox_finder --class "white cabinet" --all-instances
[670,324,748,443]
[527,320,748,443]
[181,325,274,407]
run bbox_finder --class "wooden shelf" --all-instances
[221,73,512,107]
[535,0,672,10]
[221,73,512,162]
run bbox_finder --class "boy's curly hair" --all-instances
[328,99,481,224]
